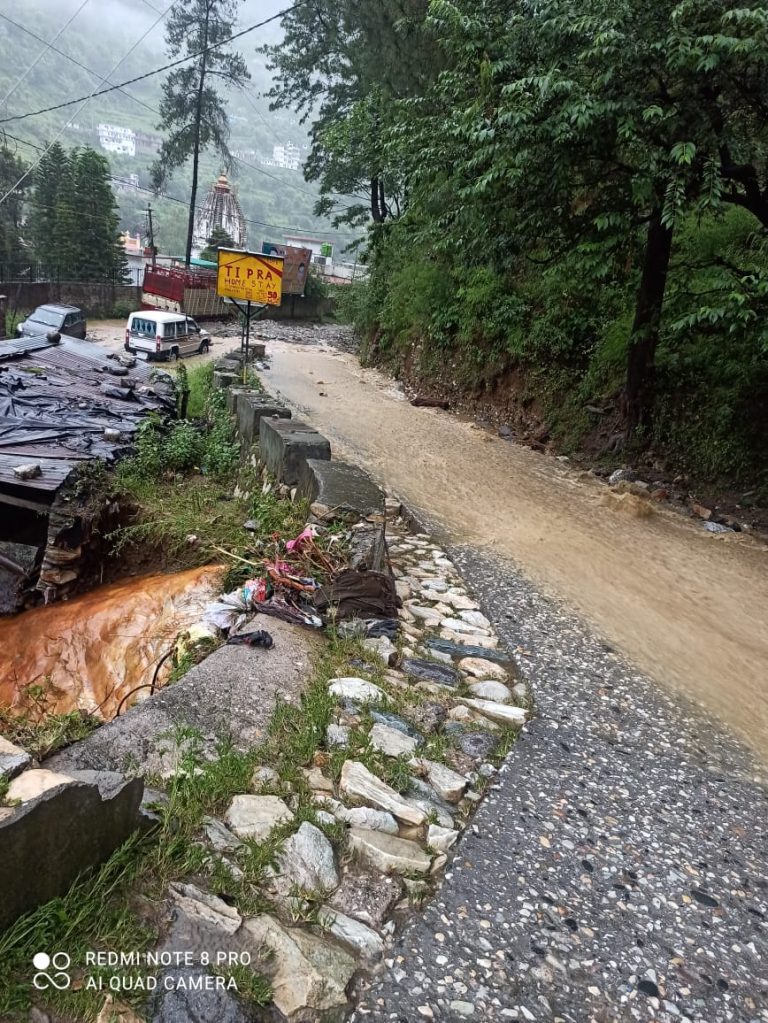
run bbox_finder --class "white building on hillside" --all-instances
[97,123,136,157]
[260,141,302,171]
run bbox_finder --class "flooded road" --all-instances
[0,566,221,721]
[264,340,768,756]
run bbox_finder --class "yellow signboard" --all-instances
[216,248,284,306]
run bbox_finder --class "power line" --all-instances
[0,2,174,208]
[0,1,309,126]
[2,129,360,238]
[0,10,364,208]
[0,0,92,109]
[0,11,158,116]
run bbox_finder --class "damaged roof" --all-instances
[0,334,176,508]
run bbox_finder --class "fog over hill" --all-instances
[0,0,360,257]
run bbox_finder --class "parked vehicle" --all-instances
[124,311,210,361]
[16,304,87,340]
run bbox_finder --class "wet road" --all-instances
[261,337,768,757]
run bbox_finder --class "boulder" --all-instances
[460,698,527,727]
[401,657,460,688]
[335,806,399,835]
[243,914,355,1019]
[348,828,431,875]
[277,822,339,893]
[427,824,460,853]
[458,657,510,681]
[327,870,402,928]
[328,677,385,703]
[412,759,468,803]
[0,736,31,780]
[224,794,293,840]
[369,723,419,758]
[468,680,512,703]
[168,883,242,935]
[320,908,385,960]
[339,761,425,826]
[362,636,397,665]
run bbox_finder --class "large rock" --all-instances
[225,794,293,840]
[0,769,143,932]
[320,908,384,960]
[427,824,460,853]
[468,680,513,703]
[327,870,402,928]
[369,723,419,758]
[328,677,385,703]
[401,657,460,688]
[425,638,511,664]
[237,396,290,447]
[334,804,399,835]
[297,459,384,521]
[460,698,527,727]
[168,883,242,934]
[339,761,425,826]
[413,759,468,803]
[458,656,510,681]
[348,828,431,875]
[278,822,339,892]
[244,914,355,1019]
[259,417,331,485]
[0,736,31,780]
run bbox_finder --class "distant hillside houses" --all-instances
[97,124,162,159]
[260,141,302,171]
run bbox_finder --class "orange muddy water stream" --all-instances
[0,566,221,721]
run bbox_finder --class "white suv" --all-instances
[124,311,210,361]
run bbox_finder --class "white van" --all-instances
[124,311,211,361]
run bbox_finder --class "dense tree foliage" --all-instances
[27,145,128,282]
[264,1,439,226]
[278,0,768,483]
[200,224,235,261]
[152,0,250,266]
[0,143,28,273]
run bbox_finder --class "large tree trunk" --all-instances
[185,7,210,267]
[623,209,673,439]
[370,176,383,223]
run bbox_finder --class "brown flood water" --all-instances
[265,340,768,758]
[0,566,221,722]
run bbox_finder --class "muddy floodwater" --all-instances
[0,566,221,721]
[264,339,768,758]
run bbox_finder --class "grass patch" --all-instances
[0,701,99,760]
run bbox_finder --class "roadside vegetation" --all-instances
[269,0,768,497]
[109,362,305,577]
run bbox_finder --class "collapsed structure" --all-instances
[0,334,175,612]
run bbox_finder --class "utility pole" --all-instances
[146,203,156,267]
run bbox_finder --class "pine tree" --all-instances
[27,141,68,273]
[72,148,128,283]
[151,0,249,267]
[0,142,28,276]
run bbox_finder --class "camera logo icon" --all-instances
[32,952,71,990]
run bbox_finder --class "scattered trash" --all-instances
[286,525,318,553]
[314,569,399,621]
[243,519,259,532]
[704,521,733,534]
[227,630,274,649]
[338,618,400,640]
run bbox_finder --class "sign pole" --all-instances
[244,299,251,384]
